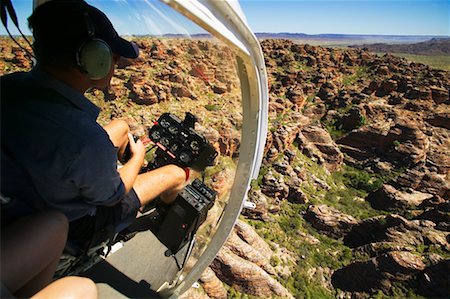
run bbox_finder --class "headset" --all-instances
[75,11,112,80]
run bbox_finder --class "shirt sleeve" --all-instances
[65,141,126,207]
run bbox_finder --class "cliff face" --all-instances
[1,37,449,298]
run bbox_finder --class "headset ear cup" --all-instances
[77,39,112,80]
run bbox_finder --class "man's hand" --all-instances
[127,133,145,163]
[118,134,146,193]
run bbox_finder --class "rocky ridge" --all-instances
[250,39,450,298]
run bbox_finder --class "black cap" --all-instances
[84,3,139,59]
[29,0,139,59]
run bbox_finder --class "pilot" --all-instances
[0,0,187,246]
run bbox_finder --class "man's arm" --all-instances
[65,140,126,207]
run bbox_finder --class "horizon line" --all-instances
[0,32,448,38]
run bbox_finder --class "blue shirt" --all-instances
[1,67,126,221]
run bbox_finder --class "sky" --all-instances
[240,0,449,36]
[1,0,448,37]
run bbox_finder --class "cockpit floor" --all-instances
[83,230,189,299]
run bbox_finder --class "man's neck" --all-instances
[39,65,90,94]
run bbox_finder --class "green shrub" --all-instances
[339,165,383,193]
[204,103,220,111]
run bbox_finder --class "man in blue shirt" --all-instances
[1,0,187,244]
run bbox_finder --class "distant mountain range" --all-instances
[3,32,445,46]
[349,37,450,55]
[253,32,442,44]
[157,32,446,46]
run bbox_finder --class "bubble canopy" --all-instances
[30,0,268,297]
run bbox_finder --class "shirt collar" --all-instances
[29,66,100,120]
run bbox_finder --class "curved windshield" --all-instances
[87,0,243,289]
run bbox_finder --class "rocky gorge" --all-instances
[1,36,449,298]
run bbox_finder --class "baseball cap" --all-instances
[84,2,139,59]
[29,0,139,59]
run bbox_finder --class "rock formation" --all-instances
[304,204,359,238]
[2,36,449,298]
